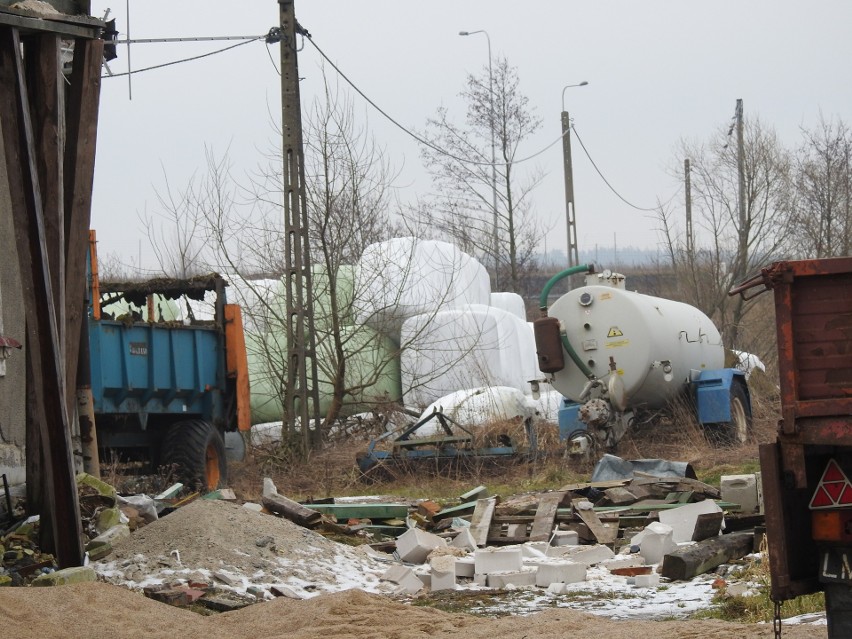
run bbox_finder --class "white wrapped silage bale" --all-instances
[489,292,527,320]
[353,237,490,339]
[416,387,536,435]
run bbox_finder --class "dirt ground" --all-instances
[0,582,825,639]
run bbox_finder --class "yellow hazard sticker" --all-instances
[600,292,612,300]
[607,327,624,338]
[606,339,629,348]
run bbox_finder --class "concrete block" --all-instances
[473,573,488,586]
[547,582,569,595]
[243,502,264,512]
[487,568,537,589]
[658,500,723,543]
[602,555,646,571]
[95,506,121,534]
[455,556,475,578]
[451,528,477,552]
[31,566,96,587]
[474,547,523,574]
[534,560,587,587]
[546,544,614,566]
[721,474,760,514]
[414,568,431,588]
[551,530,579,546]
[381,565,423,594]
[396,528,447,564]
[631,522,676,564]
[262,477,278,498]
[430,556,457,592]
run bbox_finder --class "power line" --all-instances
[571,124,675,212]
[103,35,265,79]
[305,34,572,168]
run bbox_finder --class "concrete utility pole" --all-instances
[561,82,587,269]
[278,0,321,451]
[685,158,693,260]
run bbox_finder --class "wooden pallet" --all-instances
[486,492,564,545]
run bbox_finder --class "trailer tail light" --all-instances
[813,510,852,543]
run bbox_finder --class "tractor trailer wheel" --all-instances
[707,380,752,446]
[161,419,228,491]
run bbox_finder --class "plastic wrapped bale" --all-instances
[528,386,564,422]
[312,264,356,330]
[315,324,402,416]
[101,293,180,323]
[353,237,490,338]
[490,291,527,320]
[400,306,526,408]
[462,304,531,391]
[416,386,536,435]
[246,331,289,425]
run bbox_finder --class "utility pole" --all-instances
[684,158,693,261]
[562,110,578,269]
[279,0,321,452]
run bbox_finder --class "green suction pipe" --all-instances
[539,264,596,380]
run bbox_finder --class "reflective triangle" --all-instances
[811,486,834,509]
[811,460,852,510]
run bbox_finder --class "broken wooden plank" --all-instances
[469,498,497,547]
[661,532,754,581]
[573,498,618,545]
[433,500,477,521]
[692,512,725,542]
[262,495,322,528]
[301,503,409,521]
[559,478,629,492]
[530,492,563,542]
[459,485,489,501]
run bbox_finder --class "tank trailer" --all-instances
[533,264,751,452]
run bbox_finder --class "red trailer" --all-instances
[732,257,852,637]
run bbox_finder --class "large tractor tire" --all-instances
[707,380,752,446]
[161,420,228,491]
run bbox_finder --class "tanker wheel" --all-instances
[708,381,752,446]
[161,419,228,491]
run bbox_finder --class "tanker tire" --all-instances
[708,380,752,446]
[161,419,228,491]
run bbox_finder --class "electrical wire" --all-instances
[571,124,674,212]
[305,34,572,168]
[103,36,263,79]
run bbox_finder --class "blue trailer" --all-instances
[87,266,250,491]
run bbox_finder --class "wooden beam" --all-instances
[0,8,101,39]
[63,36,102,419]
[529,491,562,542]
[469,498,496,547]
[661,532,754,581]
[0,26,83,567]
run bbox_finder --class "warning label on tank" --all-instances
[606,339,629,348]
[607,327,624,338]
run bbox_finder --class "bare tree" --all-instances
[660,115,793,349]
[419,56,546,295]
[790,114,852,258]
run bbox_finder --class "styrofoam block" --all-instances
[451,528,477,552]
[522,541,549,558]
[381,565,423,594]
[547,582,570,595]
[546,544,614,566]
[475,547,523,574]
[396,528,447,564]
[631,522,676,565]
[658,500,724,543]
[551,530,580,546]
[602,555,646,571]
[487,568,537,589]
[473,573,487,586]
[534,560,587,587]
[721,474,760,514]
[455,556,475,578]
[631,573,661,588]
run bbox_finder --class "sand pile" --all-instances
[95,499,387,597]
[0,582,825,639]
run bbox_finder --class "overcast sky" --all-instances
[88,1,852,274]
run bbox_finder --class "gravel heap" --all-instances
[95,499,388,597]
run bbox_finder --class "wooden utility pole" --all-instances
[278,0,321,452]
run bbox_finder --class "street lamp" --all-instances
[459,29,499,290]
[561,81,589,269]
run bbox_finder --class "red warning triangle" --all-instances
[811,460,852,510]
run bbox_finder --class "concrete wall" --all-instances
[0,117,27,486]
